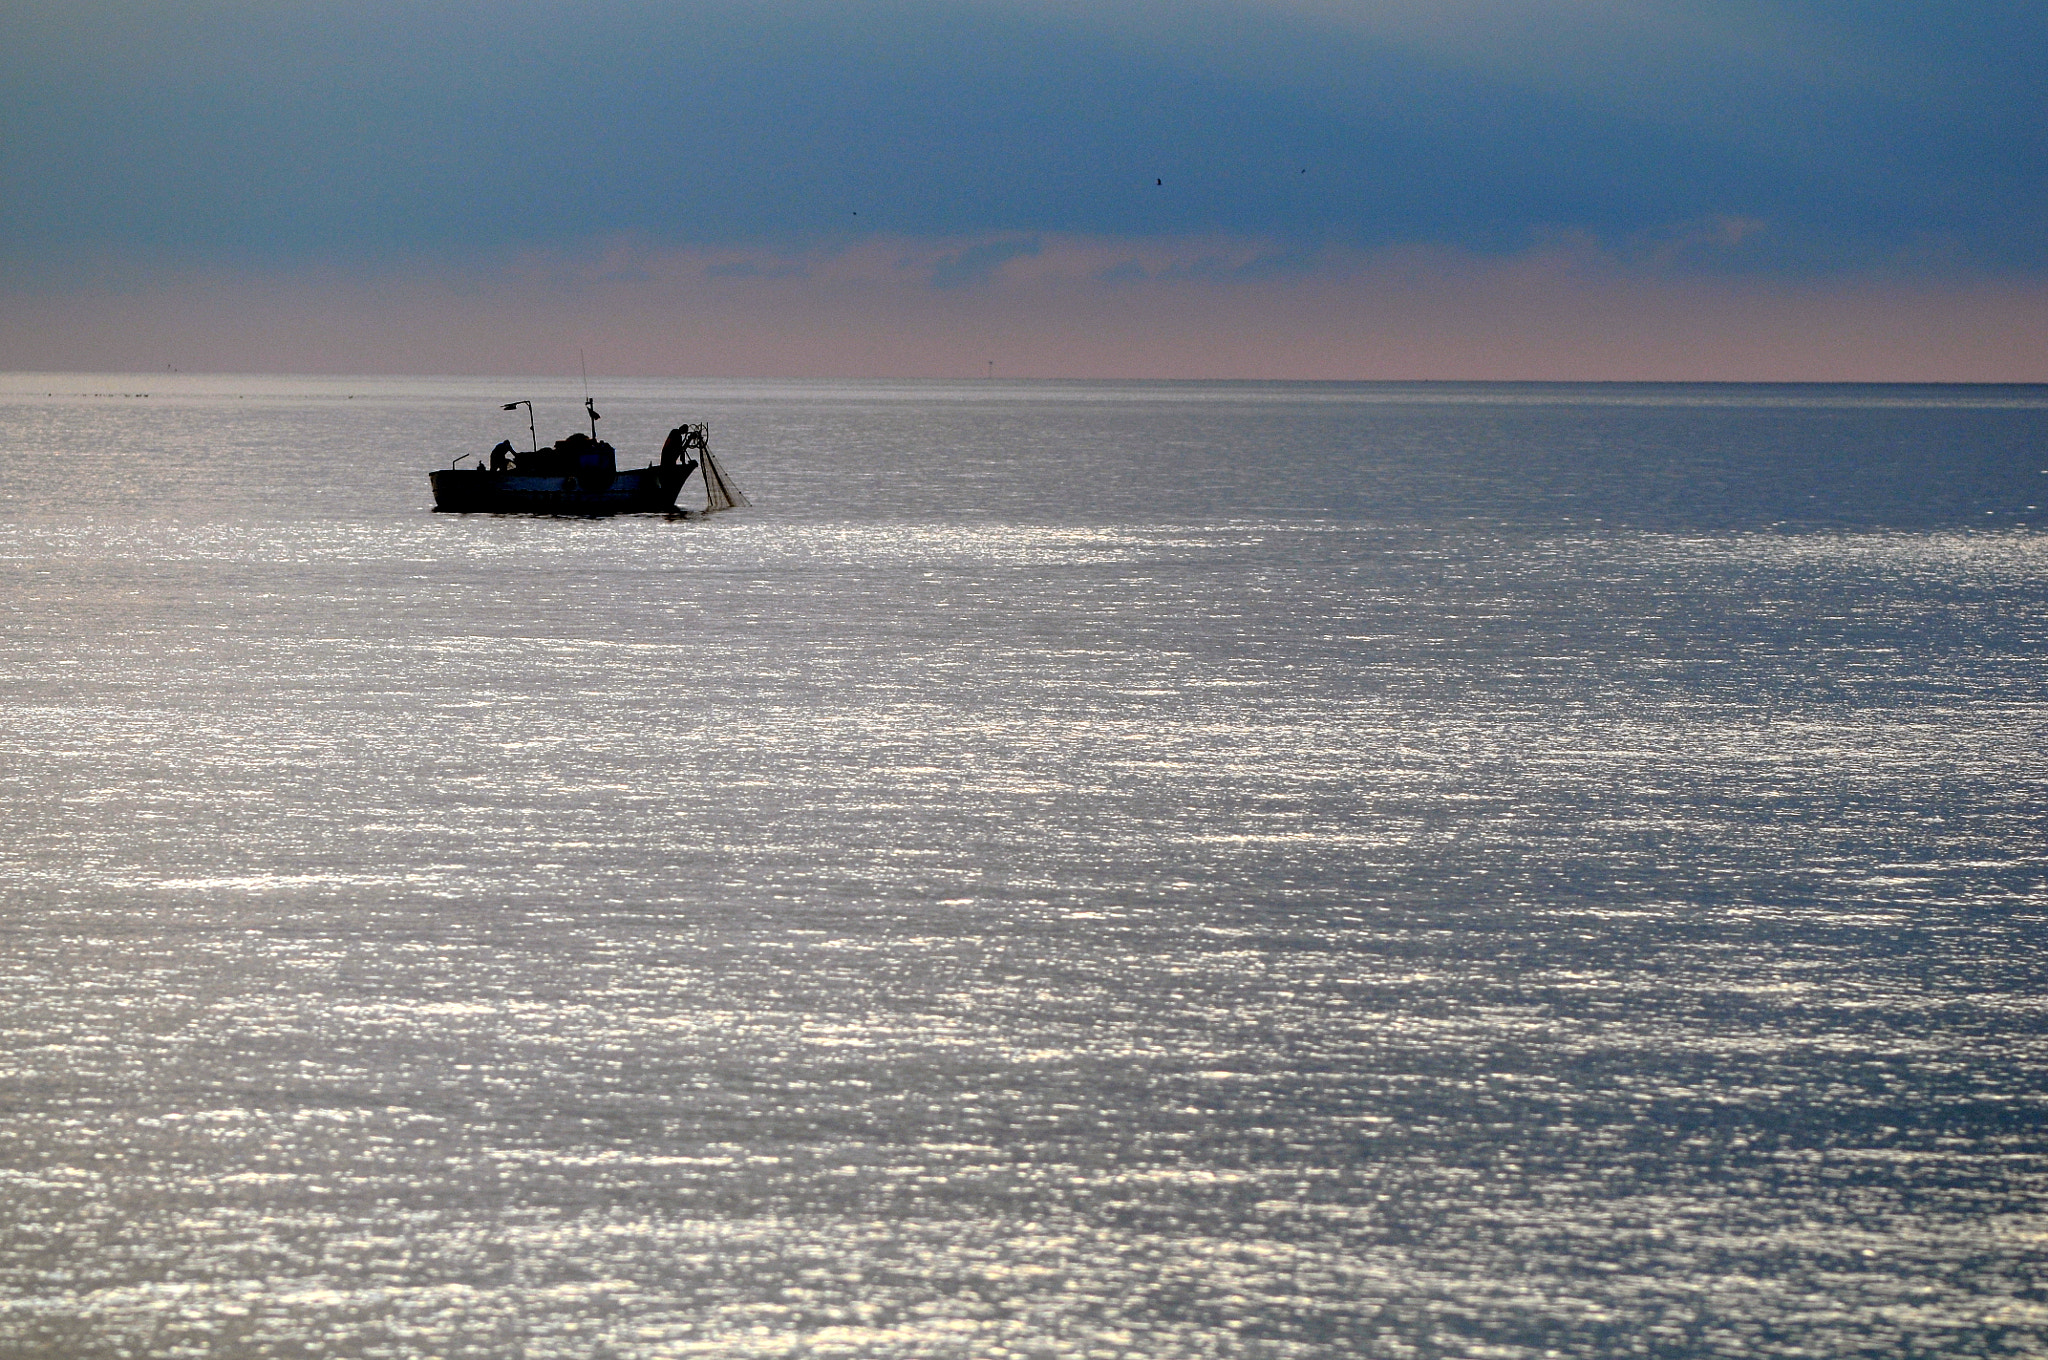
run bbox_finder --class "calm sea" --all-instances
[2,374,2044,1359]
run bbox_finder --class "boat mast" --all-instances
[580,349,600,440]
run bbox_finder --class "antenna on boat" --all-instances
[580,349,600,439]
[501,400,536,453]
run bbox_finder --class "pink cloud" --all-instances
[4,236,2044,381]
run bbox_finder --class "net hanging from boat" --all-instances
[700,438,752,513]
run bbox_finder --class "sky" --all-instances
[3,0,2045,379]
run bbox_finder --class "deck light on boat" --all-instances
[502,399,537,453]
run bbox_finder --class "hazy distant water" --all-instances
[2,374,2045,1359]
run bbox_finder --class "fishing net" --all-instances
[700,439,752,513]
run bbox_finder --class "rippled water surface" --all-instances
[2,375,2045,1358]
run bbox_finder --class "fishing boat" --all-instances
[429,398,749,516]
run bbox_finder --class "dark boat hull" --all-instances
[429,465,693,516]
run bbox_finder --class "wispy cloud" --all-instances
[928,238,1043,289]
[703,260,811,281]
